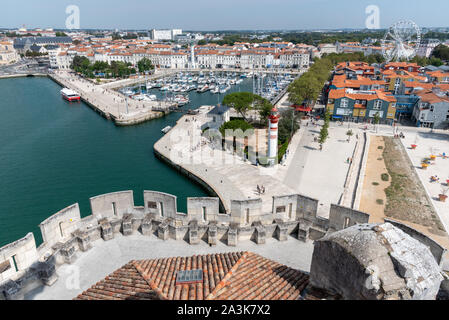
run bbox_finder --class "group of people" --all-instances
[394,132,405,139]
[430,175,440,183]
[256,185,266,195]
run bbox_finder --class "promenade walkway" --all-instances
[154,106,296,213]
[49,70,172,125]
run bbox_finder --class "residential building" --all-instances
[0,40,19,65]
[327,88,397,123]
[412,89,449,128]
[150,29,182,41]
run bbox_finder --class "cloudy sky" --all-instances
[1,0,448,30]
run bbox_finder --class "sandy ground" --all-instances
[359,135,389,220]
[360,135,449,249]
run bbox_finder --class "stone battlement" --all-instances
[0,189,370,299]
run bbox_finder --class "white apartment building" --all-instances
[318,43,337,55]
[416,39,441,58]
[0,40,19,65]
[150,29,182,41]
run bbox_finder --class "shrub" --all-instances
[376,199,384,205]
[381,173,389,181]
[372,182,379,186]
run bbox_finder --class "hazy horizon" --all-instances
[1,0,449,31]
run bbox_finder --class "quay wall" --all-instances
[47,73,112,120]
[0,189,375,299]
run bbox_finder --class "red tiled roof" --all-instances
[74,252,309,300]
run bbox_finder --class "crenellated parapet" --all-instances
[0,189,371,300]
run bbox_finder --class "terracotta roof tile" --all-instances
[74,252,309,300]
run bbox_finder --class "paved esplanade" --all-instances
[155,107,360,217]
[400,130,449,234]
[49,70,171,121]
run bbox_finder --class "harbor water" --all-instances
[0,76,254,246]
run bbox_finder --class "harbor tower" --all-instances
[267,107,280,166]
[190,44,196,69]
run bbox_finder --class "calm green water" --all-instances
[0,76,253,247]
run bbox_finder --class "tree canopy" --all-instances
[137,58,154,73]
[219,119,254,137]
[432,44,449,62]
[222,92,272,121]
[71,55,136,78]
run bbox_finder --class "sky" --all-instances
[0,0,448,31]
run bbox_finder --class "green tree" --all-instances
[373,112,380,133]
[278,109,300,143]
[197,39,207,45]
[318,126,329,151]
[222,92,266,121]
[346,129,353,142]
[137,58,154,73]
[219,119,254,137]
[432,44,449,61]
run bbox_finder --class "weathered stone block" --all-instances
[73,230,92,252]
[253,222,266,244]
[32,261,58,286]
[208,222,218,246]
[122,214,133,236]
[189,220,199,245]
[0,280,21,300]
[99,218,113,241]
[298,221,312,242]
[60,242,76,264]
[157,222,169,240]
[141,214,153,236]
[227,224,238,246]
[275,220,288,241]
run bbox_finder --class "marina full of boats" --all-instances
[118,71,296,107]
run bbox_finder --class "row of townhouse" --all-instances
[47,39,311,71]
[327,61,449,128]
[327,88,397,124]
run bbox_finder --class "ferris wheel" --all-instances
[381,20,421,62]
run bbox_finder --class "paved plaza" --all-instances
[277,122,360,217]
[24,234,314,300]
[401,131,449,234]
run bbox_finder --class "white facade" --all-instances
[416,39,441,58]
[267,108,279,166]
[0,41,19,65]
[151,29,183,41]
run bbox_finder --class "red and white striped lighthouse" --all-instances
[268,107,280,166]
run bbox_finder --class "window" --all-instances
[288,203,293,220]
[373,100,382,110]
[245,208,250,224]
[202,207,207,221]
[147,201,157,209]
[340,98,348,108]
[160,202,164,217]
[276,206,286,213]
[344,217,351,228]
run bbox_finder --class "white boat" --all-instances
[161,126,172,134]
[60,88,81,101]
[197,84,209,93]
